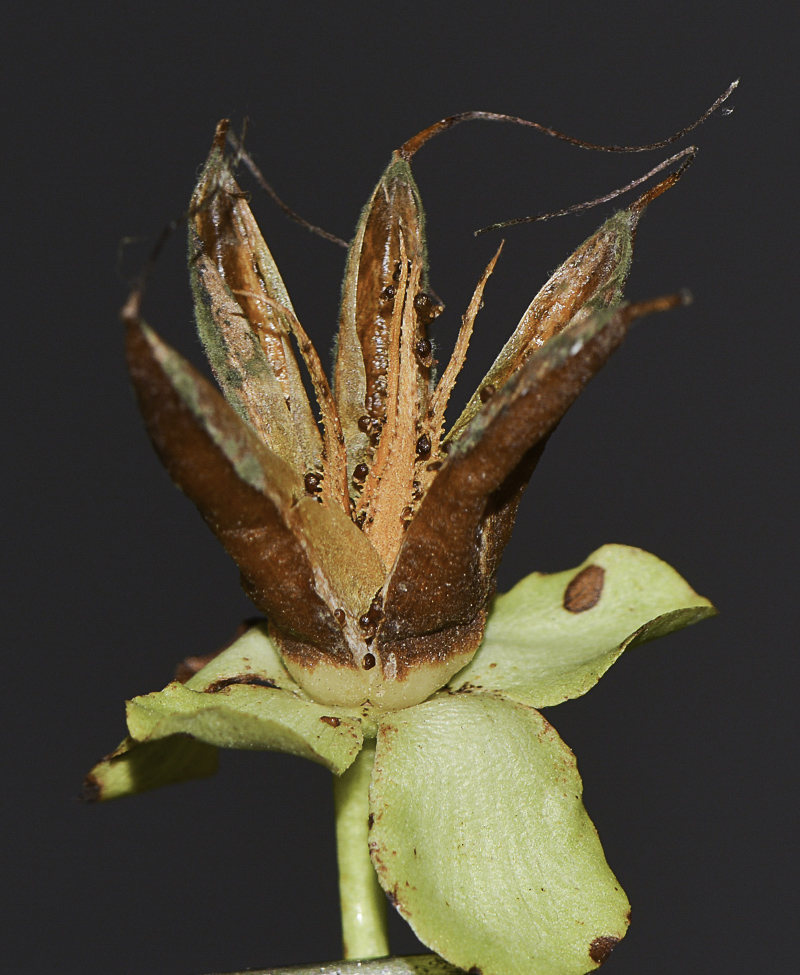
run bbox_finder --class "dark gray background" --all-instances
[3,2,794,974]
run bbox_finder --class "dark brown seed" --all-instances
[362,652,376,670]
[359,614,373,630]
[392,262,402,282]
[358,415,372,432]
[479,384,496,403]
[414,292,442,325]
[367,596,384,623]
[416,434,431,459]
[334,608,346,626]
[416,337,432,359]
[369,432,381,447]
[353,463,369,482]
[564,564,605,613]
[320,715,341,728]
[380,285,396,303]
[304,472,323,494]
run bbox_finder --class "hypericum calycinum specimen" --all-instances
[86,100,729,975]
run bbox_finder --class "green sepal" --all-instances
[126,627,364,774]
[83,734,219,803]
[449,544,716,708]
[369,692,629,975]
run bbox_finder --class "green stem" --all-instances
[333,740,389,960]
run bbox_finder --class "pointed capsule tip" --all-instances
[213,119,230,152]
[120,289,142,326]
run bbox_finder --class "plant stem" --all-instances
[333,740,389,959]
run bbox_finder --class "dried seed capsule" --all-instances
[416,434,432,459]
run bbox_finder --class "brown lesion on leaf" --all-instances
[175,617,264,683]
[319,715,342,728]
[563,564,605,613]
[588,935,621,965]
[81,773,102,803]
[204,674,279,693]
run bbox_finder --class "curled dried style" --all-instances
[122,84,735,710]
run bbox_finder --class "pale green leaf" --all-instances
[83,734,218,802]
[126,625,364,774]
[214,955,461,975]
[370,693,629,975]
[450,544,716,708]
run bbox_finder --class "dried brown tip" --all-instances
[398,80,738,160]
[476,145,698,236]
[623,291,692,321]
[212,119,230,152]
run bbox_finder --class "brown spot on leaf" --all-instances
[204,674,278,692]
[174,618,265,683]
[589,936,620,965]
[564,564,605,613]
[319,715,341,728]
[81,773,102,803]
[368,813,375,828]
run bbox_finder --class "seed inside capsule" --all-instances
[367,595,384,623]
[362,652,376,670]
[357,415,372,433]
[353,463,369,483]
[416,434,432,459]
[415,337,432,360]
[379,285,396,303]
[334,608,346,626]
[304,472,323,494]
[414,292,442,325]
